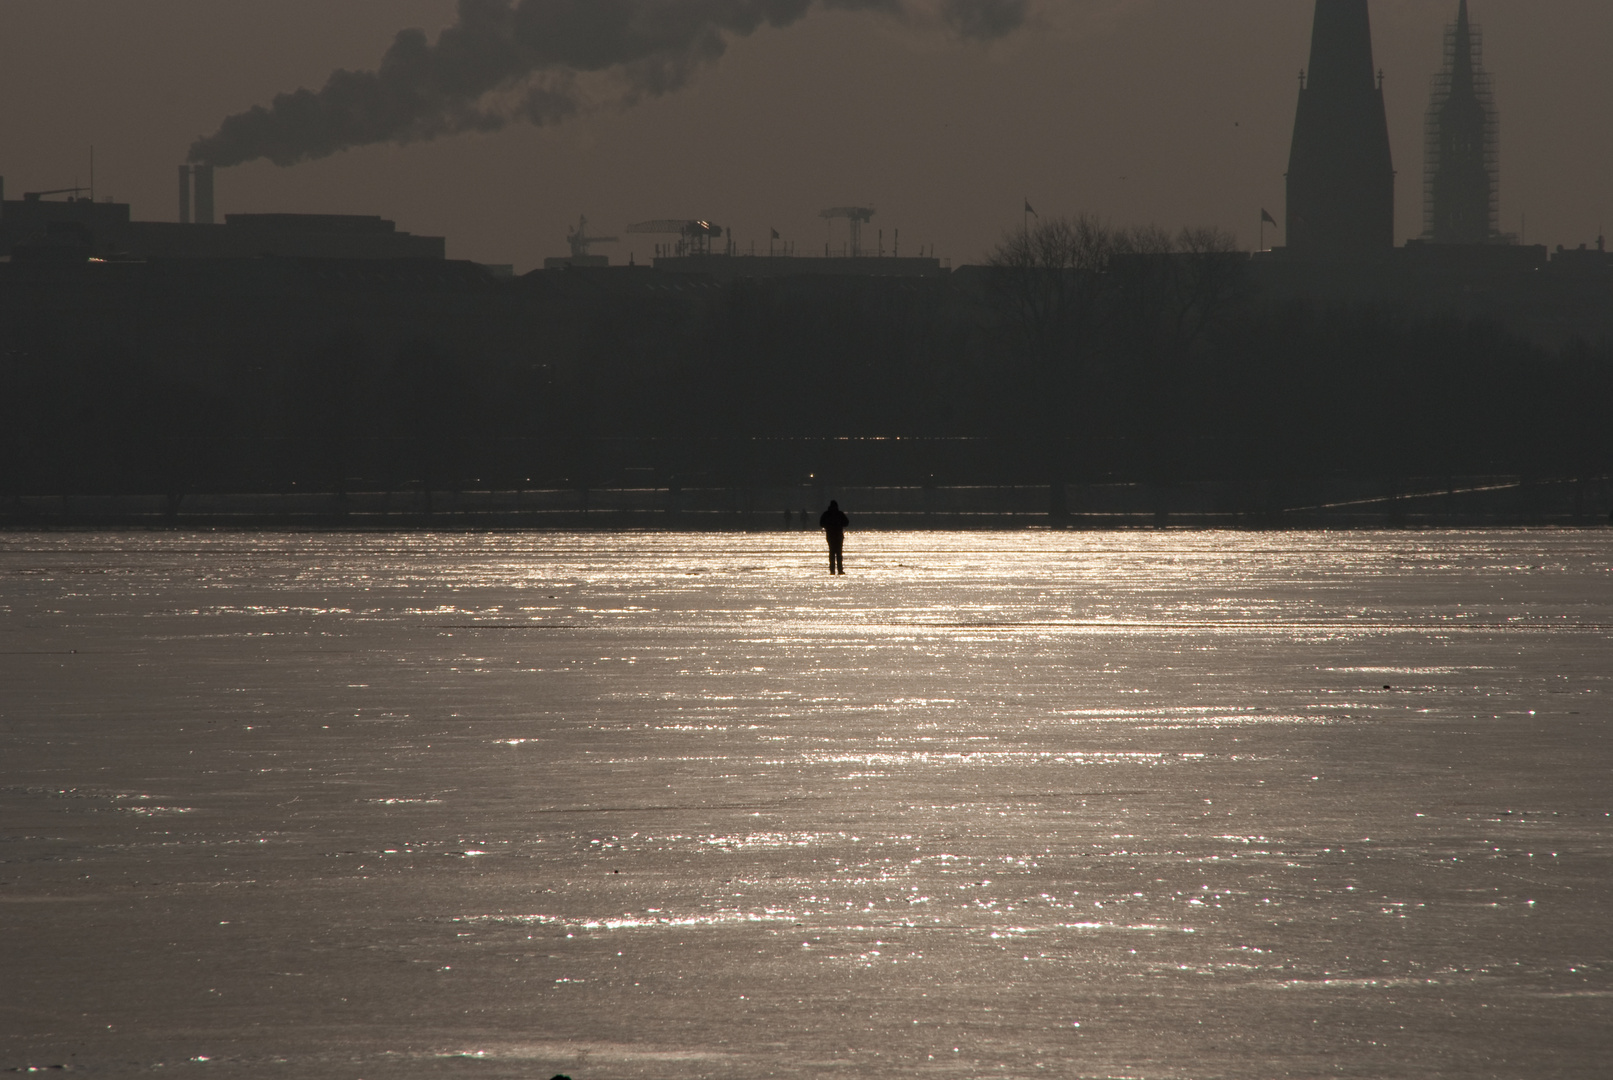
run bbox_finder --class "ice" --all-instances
[2,530,1611,1077]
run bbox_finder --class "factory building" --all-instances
[129,214,446,261]
[539,211,945,280]
[1,169,445,262]
[0,178,133,261]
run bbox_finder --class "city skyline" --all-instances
[2,1,1610,270]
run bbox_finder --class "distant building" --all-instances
[1550,238,1612,277]
[1285,0,1396,255]
[650,254,946,280]
[0,183,132,260]
[543,254,610,270]
[129,214,446,261]
[1423,0,1499,244]
[543,216,617,269]
[0,178,444,262]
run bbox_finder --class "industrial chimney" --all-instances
[1285,0,1396,254]
[178,165,192,224]
[193,164,215,226]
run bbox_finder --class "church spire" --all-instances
[1305,0,1379,94]
[1286,0,1397,254]
[1423,0,1498,243]
[1451,0,1474,85]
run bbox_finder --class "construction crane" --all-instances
[625,219,724,257]
[820,206,875,257]
[566,216,618,260]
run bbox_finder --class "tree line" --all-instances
[1,217,1608,504]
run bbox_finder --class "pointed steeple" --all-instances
[1286,0,1396,254]
[1451,1,1474,86]
[1423,0,1497,243]
[1306,0,1379,94]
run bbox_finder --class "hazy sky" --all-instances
[3,1,1609,270]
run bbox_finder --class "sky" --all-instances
[2,0,1609,271]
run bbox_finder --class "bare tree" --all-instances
[1109,225,1244,367]
[987,215,1115,365]
[986,218,1248,512]
[986,215,1118,518]
[1105,226,1247,496]
[1170,226,1245,356]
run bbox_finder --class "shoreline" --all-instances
[2,475,1609,531]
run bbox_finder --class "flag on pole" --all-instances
[1025,200,1038,216]
[1261,209,1277,226]
[771,228,780,240]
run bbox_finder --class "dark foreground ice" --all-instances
[2,530,1611,1079]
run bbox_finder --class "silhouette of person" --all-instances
[819,500,849,574]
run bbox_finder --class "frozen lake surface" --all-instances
[2,530,1611,1079]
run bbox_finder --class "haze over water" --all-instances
[3,530,1611,1078]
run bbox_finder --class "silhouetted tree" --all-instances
[986,215,1118,516]
[2,247,1609,519]
[1106,226,1247,488]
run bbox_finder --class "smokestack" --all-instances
[193,164,215,226]
[178,164,192,224]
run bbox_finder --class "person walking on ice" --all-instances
[819,500,849,575]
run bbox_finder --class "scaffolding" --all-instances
[1423,2,1499,243]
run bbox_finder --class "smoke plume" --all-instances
[190,0,1031,168]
